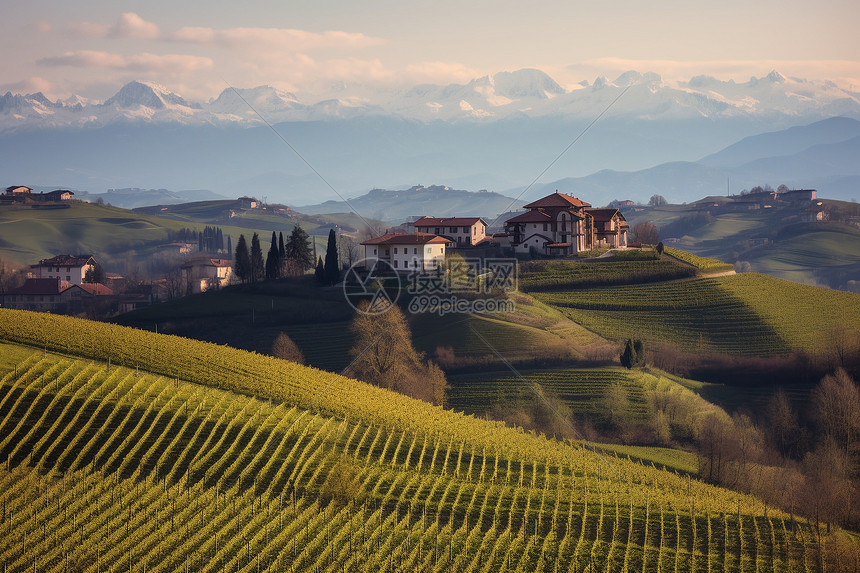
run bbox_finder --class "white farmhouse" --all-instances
[180,256,233,293]
[360,233,448,272]
[412,217,487,246]
[30,255,97,285]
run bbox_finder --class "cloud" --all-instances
[110,13,160,39]
[0,77,56,96]
[38,51,212,73]
[30,21,51,34]
[169,26,385,52]
[68,13,159,39]
[404,62,482,84]
[561,58,860,85]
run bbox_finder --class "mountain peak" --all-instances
[491,69,565,99]
[104,81,191,109]
[766,70,786,83]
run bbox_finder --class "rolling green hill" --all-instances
[0,310,846,571]
[533,273,860,356]
[0,200,363,268]
[623,199,860,290]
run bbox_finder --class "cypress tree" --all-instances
[620,339,635,369]
[233,234,250,284]
[324,229,340,285]
[265,231,280,280]
[227,235,233,259]
[250,232,264,283]
[633,340,645,367]
[315,256,325,283]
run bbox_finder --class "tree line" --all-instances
[233,226,344,285]
[167,226,227,253]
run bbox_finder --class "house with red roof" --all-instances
[180,256,233,294]
[2,278,114,314]
[360,233,448,272]
[588,208,629,248]
[412,216,487,246]
[504,191,628,255]
[30,255,97,285]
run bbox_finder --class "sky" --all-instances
[2,0,860,102]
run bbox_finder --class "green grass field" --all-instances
[0,311,842,572]
[0,201,356,267]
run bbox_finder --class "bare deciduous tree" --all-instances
[813,369,860,461]
[271,332,305,365]
[347,301,448,406]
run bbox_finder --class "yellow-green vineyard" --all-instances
[0,310,853,571]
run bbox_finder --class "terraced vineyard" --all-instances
[0,310,849,571]
[411,312,568,360]
[518,257,696,292]
[533,273,860,356]
[448,367,706,426]
[534,277,790,355]
[662,247,735,274]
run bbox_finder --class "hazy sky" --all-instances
[3,0,859,101]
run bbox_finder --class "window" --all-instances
[413,247,417,254]
[434,227,441,234]
[393,260,398,268]
[449,226,457,233]
[394,247,398,254]
[66,276,71,281]
[384,249,389,256]
[373,248,377,255]
[543,223,547,231]
[462,226,469,233]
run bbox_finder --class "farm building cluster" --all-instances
[361,191,629,271]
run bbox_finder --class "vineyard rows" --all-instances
[533,277,790,356]
[448,368,654,422]
[518,259,696,292]
[662,248,735,274]
[0,347,832,571]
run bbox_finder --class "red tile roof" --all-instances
[587,208,623,222]
[75,283,114,296]
[523,192,591,209]
[361,233,449,246]
[181,256,233,268]
[6,278,68,295]
[414,216,485,227]
[34,254,95,268]
[505,210,553,223]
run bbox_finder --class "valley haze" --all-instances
[2,70,860,207]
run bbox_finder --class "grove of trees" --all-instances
[233,225,320,283]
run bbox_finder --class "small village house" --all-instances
[412,217,488,246]
[180,256,233,293]
[30,255,97,285]
[2,278,113,314]
[238,196,258,209]
[360,233,448,272]
[589,208,629,248]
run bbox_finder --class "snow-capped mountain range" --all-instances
[2,69,859,131]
